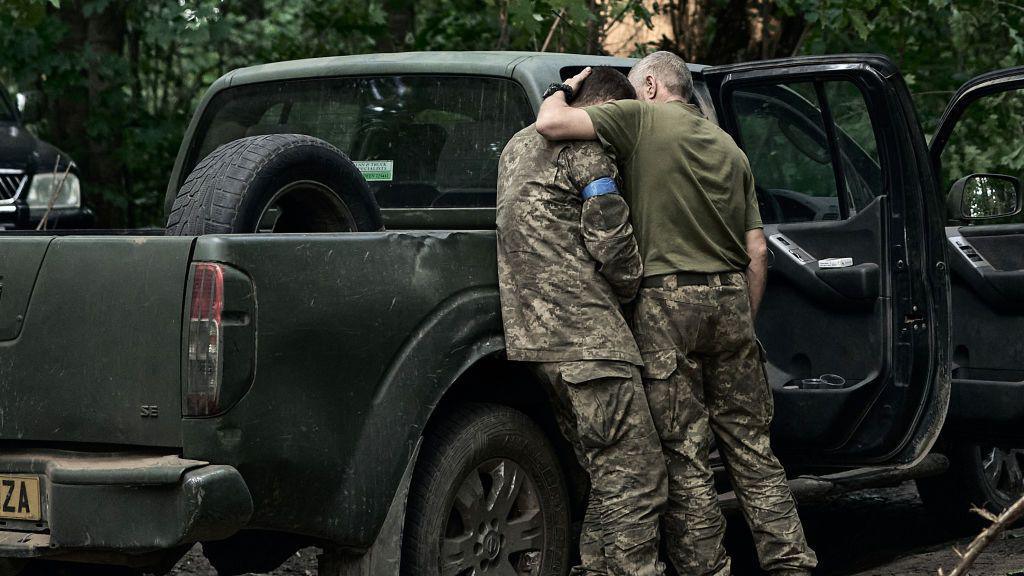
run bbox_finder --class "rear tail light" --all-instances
[186,262,224,416]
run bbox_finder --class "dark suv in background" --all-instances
[0,83,92,229]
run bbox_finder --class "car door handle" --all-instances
[815,263,880,300]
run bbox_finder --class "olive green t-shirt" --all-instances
[585,100,762,275]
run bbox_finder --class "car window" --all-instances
[731,80,883,224]
[940,87,1024,225]
[827,81,883,211]
[189,76,534,209]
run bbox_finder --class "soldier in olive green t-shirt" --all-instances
[536,53,817,576]
[584,98,763,276]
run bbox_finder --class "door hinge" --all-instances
[903,311,927,332]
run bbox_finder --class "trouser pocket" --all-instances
[639,349,682,440]
[558,360,643,450]
[602,491,666,576]
[639,349,677,381]
[558,359,634,384]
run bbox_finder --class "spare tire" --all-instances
[166,134,382,235]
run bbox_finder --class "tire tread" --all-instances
[401,403,568,576]
[166,134,365,235]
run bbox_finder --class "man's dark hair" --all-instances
[572,67,636,107]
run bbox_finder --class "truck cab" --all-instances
[173,53,954,469]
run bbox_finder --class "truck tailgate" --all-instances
[0,236,193,447]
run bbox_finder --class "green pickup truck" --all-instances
[0,51,1022,576]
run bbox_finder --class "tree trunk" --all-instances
[49,4,88,167]
[84,1,128,227]
[662,0,806,65]
[44,1,129,227]
[705,0,752,63]
[586,0,602,54]
[376,0,415,52]
[497,1,510,50]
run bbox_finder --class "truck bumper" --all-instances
[0,451,252,558]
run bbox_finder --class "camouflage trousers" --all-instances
[533,360,668,576]
[633,272,818,576]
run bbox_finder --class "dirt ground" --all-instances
[746,483,1024,576]
[168,482,1024,576]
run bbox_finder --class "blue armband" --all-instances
[581,177,619,200]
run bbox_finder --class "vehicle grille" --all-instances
[0,171,27,204]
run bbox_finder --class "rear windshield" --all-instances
[188,76,534,209]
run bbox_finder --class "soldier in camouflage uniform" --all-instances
[496,67,667,576]
[535,54,817,575]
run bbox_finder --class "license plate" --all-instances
[0,476,41,521]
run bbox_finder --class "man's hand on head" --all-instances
[536,67,598,142]
[564,67,592,93]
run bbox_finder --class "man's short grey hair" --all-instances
[629,51,693,99]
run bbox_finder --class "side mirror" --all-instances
[15,91,42,124]
[947,173,1022,222]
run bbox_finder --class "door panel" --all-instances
[931,68,1024,440]
[761,197,886,450]
[765,197,885,310]
[945,226,1024,438]
[703,55,950,466]
[945,225,1024,438]
[950,225,1024,312]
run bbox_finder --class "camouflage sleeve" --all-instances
[562,141,617,189]
[563,142,643,302]
[581,194,643,302]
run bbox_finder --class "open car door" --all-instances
[700,55,950,467]
[930,68,1024,443]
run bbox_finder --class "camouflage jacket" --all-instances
[496,126,643,365]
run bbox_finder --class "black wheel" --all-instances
[402,403,570,576]
[165,134,382,235]
[917,442,1024,528]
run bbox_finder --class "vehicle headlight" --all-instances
[26,172,81,210]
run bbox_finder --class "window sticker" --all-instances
[818,257,854,268]
[354,160,394,182]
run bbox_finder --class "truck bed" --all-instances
[0,229,501,544]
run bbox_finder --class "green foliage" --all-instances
[0,0,619,226]
[795,0,1024,128]
[961,174,1020,220]
[791,0,1024,221]
[940,88,1024,223]
[0,0,1019,227]
[943,90,1024,187]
